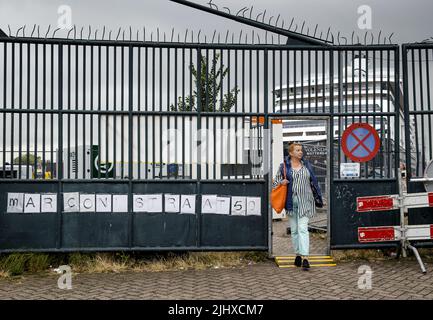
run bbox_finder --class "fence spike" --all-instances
[225,29,229,43]
[378,30,382,45]
[341,36,348,45]
[37,25,40,38]
[223,7,230,15]
[281,19,285,29]
[79,25,83,39]
[129,26,132,41]
[212,30,216,43]
[143,27,146,42]
[357,35,360,44]
[88,25,91,40]
[30,24,36,37]
[236,7,246,16]
[389,32,394,44]
[313,24,318,37]
[231,32,234,43]
[371,32,374,45]
[275,14,280,27]
[262,10,266,23]
[256,12,262,21]
[207,0,218,11]
[109,29,112,41]
[116,27,121,41]
[306,27,309,36]
[249,6,253,19]
[136,30,139,41]
[157,28,160,42]
[364,31,368,45]
[52,27,60,38]
[94,29,98,40]
[218,32,220,43]
[7,25,11,37]
[102,26,106,40]
[325,28,330,42]
[238,30,242,44]
[293,24,298,33]
[150,32,153,42]
[288,18,294,30]
[300,21,305,34]
[337,31,341,45]
[171,28,174,42]
[351,31,355,45]
[123,29,126,41]
[163,32,166,42]
[16,26,23,37]
[269,16,274,26]
[23,25,27,37]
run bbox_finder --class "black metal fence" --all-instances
[0,33,408,251]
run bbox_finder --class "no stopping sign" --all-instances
[341,123,380,163]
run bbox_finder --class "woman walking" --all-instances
[272,143,323,271]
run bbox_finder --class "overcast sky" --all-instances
[0,0,432,44]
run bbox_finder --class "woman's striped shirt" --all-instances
[272,163,316,218]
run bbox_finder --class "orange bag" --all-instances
[271,161,287,213]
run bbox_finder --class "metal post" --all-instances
[407,244,427,274]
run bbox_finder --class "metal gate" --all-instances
[0,0,411,253]
[403,42,433,248]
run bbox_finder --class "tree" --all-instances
[170,53,239,112]
[13,154,41,165]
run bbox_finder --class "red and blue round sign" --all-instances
[341,123,380,163]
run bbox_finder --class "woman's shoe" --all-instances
[294,255,302,267]
[302,259,310,271]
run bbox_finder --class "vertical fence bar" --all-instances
[128,45,134,248]
[11,42,14,178]
[42,43,46,179]
[50,44,54,178]
[196,48,202,247]
[394,47,400,180]
[426,48,433,162]
[97,45,101,179]
[18,43,22,179]
[74,44,78,180]
[82,45,86,179]
[57,44,64,249]
[2,42,6,177]
[113,46,117,179]
[403,45,412,180]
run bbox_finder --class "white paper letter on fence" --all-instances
[96,194,112,212]
[216,197,230,215]
[246,197,261,216]
[133,195,147,212]
[41,194,57,213]
[7,193,24,213]
[80,194,96,212]
[180,195,196,214]
[24,194,41,213]
[146,194,163,212]
[63,192,80,212]
[231,197,246,215]
[165,194,180,213]
[202,195,217,214]
[112,194,128,212]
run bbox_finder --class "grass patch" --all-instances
[0,251,269,276]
